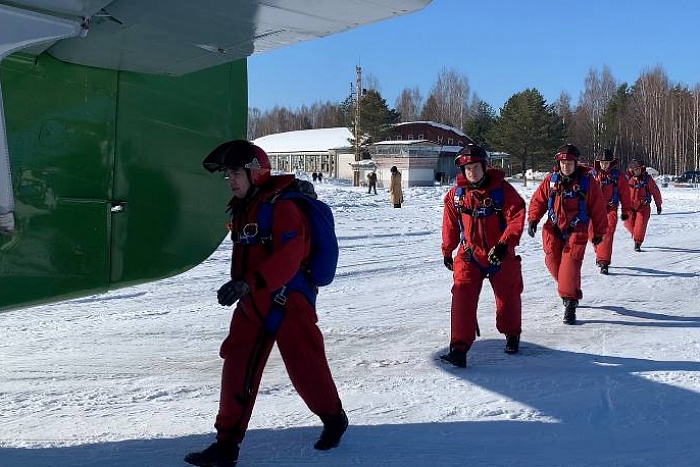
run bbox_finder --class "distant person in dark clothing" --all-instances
[367,171,378,194]
[318,172,324,183]
[312,172,318,182]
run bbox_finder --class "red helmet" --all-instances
[555,144,580,161]
[203,140,271,185]
[455,143,488,167]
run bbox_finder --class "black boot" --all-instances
[314,409,349,450]
[600,263,609,275]
[505,335,520,354]
[563,299,577,325]
[184,441,239,467]
[634,243,642,252]
[439,345,468,368]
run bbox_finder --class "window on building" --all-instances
[448,138,453,145]
[408,134,413,140]
[437,135,444,143]
[321,155,330,173]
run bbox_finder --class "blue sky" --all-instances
[247,0,700,114]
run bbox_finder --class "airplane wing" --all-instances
[0,0,431,312]
[9,0,432,75]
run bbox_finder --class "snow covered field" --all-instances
[2,180,700,466]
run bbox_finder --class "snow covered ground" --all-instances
[2,179,700,467]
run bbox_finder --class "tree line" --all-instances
[248,65,700,175]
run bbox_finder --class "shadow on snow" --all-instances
[3,341,699,467]
[607,265,699,278]
[582,304,700,326]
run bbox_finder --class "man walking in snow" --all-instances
[588,149,632,274]
[527,144,608,325]
[440,144,526,368]
[367,170,378,194]
[184,140,347,467]
[624,159,663,252]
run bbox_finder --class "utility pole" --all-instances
[353,65,362,187]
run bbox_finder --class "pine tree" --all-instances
[346,89,398,149]
[490,89,565,178]
[464,100,496,149]
[419,94,440,122]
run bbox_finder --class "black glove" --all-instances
[443,256,454,271]
[620,213,629,221]
[487,243,508,266]
[657,206,662,215]
[527,221,538,238]
[592,235,603,246]
[217,280,250,306]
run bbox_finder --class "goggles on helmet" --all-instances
[555,152,577,161]
[455,153,486,167]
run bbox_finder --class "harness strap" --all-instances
[631,175,652,204]
[453,185,505,277]
[263,286,287,334]
[597,168,620,207]
[547,172,589,240]
[226,192,320,337]
[469,253,501,277]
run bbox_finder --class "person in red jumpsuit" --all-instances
[624,159,663,252]
[440,143,526,368]
[527,144,608,325]
[588,149,631,274]
[185,140,347,467]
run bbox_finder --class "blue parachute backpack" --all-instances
[256,180,339,303]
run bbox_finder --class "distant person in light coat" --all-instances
[389,166,403,208]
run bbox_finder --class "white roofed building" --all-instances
[368,140,441,187]
[253,121,480,186]
[383,121,474,183]
[253,127,353,178]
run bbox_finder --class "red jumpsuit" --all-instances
[442,169,525,350]
[528,166,608,301]
[215,175,342,444]
[588,161,631,266]
[624,169,662,246]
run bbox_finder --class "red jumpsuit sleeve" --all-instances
[586,176,608,238]
[648,177,662,208]
[243,199,310,292]
[499,182,525,246]
[617,172,632,215]
[527,177,550,224]
[442,188,461,257]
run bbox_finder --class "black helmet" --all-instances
[202,140,271,185]
[596,148,615,162]
[454,143,488,166]
[390,166,398,173]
